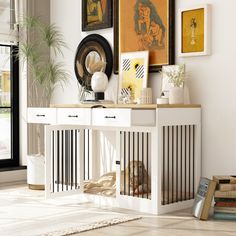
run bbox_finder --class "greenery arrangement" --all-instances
[164,64,185,87]
[17,15,70,106]
[17,15,70,154]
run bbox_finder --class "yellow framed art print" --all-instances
[179,4,211,57]
[119,51,149,103]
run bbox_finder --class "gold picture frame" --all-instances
[179,4,211,57]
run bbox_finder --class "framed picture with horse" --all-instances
[119,0,175,72]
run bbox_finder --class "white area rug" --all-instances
[0,184,140,236]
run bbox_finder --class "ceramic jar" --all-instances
[169,87,184,104]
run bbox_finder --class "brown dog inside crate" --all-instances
[83,160,151,197]
[121,160,151,195]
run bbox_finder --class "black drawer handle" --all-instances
[36,114,45,117]
[104,116,116,119]
[68,115,78,118]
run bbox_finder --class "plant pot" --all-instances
[27,154,45,190]
[169,87,184,104]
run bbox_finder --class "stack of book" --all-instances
[213,175,236,220]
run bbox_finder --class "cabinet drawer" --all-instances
[92,109,156,127]
[27,108,57,124]
[57,108,91,125]
[92,109,131,127]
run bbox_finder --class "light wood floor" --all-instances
[1,182,236,236]
[72,204,236,236]
[75,210,236,236]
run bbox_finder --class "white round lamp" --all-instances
[91,71,108,100]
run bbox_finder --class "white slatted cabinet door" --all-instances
[45,125,84,198]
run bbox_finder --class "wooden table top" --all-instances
[50,103,201,109]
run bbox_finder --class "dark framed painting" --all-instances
[82,0,113,31]
[116,0,175,72]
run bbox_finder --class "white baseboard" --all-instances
[0,169,27,184]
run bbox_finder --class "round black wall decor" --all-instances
[74,34,113,91]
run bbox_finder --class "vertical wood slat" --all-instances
[147,133,149,200]
[83,130,85,180]
[70,130,73,190]
[167,126,169,204]
[124,131,126,195]
[137,132,140,198]
[87,129,90,180]
[142,132,144,199]
[52,131,54,193]
[57,130,60,192]
[184,125,187,200]
[189,125,191,200]
[75,130,77,189]
[180,126,183,202]
[172,126,174,203]
[61,130,64,191]
[176,126,178,203]
[162,127,165,205]
[193,125,195,199]
[128,132,131,196]
[133,132,135,197]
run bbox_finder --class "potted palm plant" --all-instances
[18,16,69,189]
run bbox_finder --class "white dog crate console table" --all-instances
[28,104,201,214]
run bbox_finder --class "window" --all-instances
[0,1,19,167]
[0,44,19,167]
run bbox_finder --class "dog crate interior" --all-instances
[120,131,151,200]
[161,125,196,205]
[83,129,117,198]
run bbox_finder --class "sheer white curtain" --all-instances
[0,0,19,44]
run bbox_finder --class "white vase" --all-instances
[91,72,108,100]
[27,154,45,190]
[169,87,184,104]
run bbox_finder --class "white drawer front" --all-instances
[132,109,156,126]
[92,109,131,127]
[57,108,91,125]
[27,108,57,124]
[92,109,156,127]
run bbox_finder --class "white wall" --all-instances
[50,0,236,178]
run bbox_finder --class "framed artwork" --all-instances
[82,0,113,31]
[179,4,211,57]
[119,51,149,103]
[119,0,175,72]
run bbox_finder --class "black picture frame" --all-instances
[114,0,175,73]
[82,0,113,31]
[74,34,113,91]
[113,0,119,74]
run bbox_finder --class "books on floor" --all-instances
[213,175,236,220]
[214,212,236,220]
[192,177,216,220]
